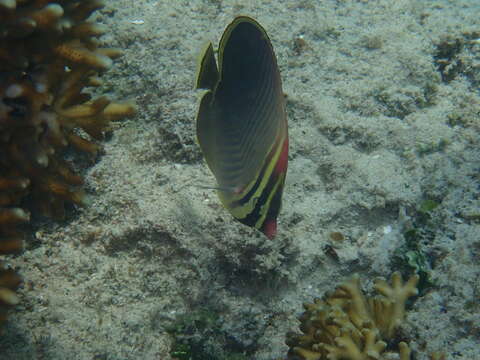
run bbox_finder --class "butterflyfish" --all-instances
[195,16,288,239]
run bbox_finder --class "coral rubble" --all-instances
[286,272,419,360]
[0,0,135,328]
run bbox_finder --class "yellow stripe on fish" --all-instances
[195,16,288,238]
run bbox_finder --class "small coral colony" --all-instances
[0,0,134,330]
[1,2,438,359]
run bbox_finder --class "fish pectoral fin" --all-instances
[195,42,219,90]
[196,184,235,192]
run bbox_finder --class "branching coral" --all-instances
[0,264,22,332]
[286,272,419,360]
[0,0,135,328]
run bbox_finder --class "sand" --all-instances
[1,0,479,359]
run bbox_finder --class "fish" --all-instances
[195,16,288,239]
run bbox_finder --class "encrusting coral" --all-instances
[0,0,135,329]
[286,272,419,360]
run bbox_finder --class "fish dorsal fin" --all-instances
[195,42,219,91]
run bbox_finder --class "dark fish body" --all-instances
[195,16,288,238]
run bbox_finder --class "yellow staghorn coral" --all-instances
[0,0,135,329]
[286,272,419,360]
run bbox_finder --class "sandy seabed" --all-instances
[1,1,479,359]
